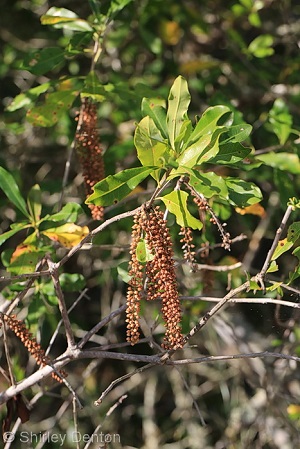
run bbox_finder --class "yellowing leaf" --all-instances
[287,404,300,418]
[9,244,44,274]
[235,203,266,217]
[43,223,89,248]
[158,20,182,46]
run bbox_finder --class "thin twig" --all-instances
[166,351,300,365]
[77,303,127,349]
[73,396,80,449]
[179,295,300,309]
[47,257,76,349]
[56,206,141,269]
[94,364,153,406]
[1,316,15,387]
[46,288,89,356]
[256,204,293,291]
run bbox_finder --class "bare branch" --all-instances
[166,351,300,365]
[47,257,76,349]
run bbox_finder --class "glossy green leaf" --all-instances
[185,105,231,148]
[221,124,252,143]
[44,203,84,224]
[141,98,168,139]
[186,168,229,199]
[27,185,42,223]
[86,166,156,206]
[41,7,93,32]
[209,142,251,165]
[21,48,66,76]
[134,116,169,178]
[225,177,262,207]
[256,152,300,174]
[248,34,274,58]
[27,90,78,127]
[159,190,203,230]
[166,76,191,149]
[6,83,51,112]
[0,224,30,247]
[136,239,154,264]
[0,167,29,217]
[268,99,292,145]
[174,119,193,153]
[176,127,227,168]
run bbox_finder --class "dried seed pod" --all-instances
[75,97,105,220]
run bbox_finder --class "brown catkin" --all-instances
[1,314,66,383]
[126,206,183,350]
[75,97,105,220]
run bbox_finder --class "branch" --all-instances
[179,295,300,309]
[47,257,76,349]
[256,204,293,291]
[56,206,141,269]
[166,351,300,365]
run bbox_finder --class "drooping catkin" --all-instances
[1,314,66,383]
[126,206,183,350]
[75,97,105,220]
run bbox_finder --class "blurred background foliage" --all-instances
[1,0,300,448]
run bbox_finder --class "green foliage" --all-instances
[2,0,300,447]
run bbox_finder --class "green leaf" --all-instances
[208,142,251,165]
[287,222,300,243]
[248,34,274,58]
[141,98,168,139]
[221,124,252,143]
[41,7,93,32]
[59,273,85,291]
[225,177,262,207]
[27,185,42,223]
[186,168,229,199]
[136,239,154,264]
[268,99,292,145]
[134,116,169,179]
[86,166,156,206]
[271,239,293,261]
[21,48,66,76]
[159,190,203,230]
[8,245,44,275]
[256,152,300,174]
[174,119,193,153]
[166,76,191,149]
[0,167,29,217]
[82,71,106,102]
[185,105,231,148]
[176,127,227,168]
[6,83,51,112]
[0,224,30,247]
[44,203,84,224]
[27,90,78,127]
[107,0,134,19]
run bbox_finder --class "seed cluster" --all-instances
[179,226,196,266]
[75,97,105,220]
[1,314,66,383]
[126,206,183,350]
[193,193,231,250]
